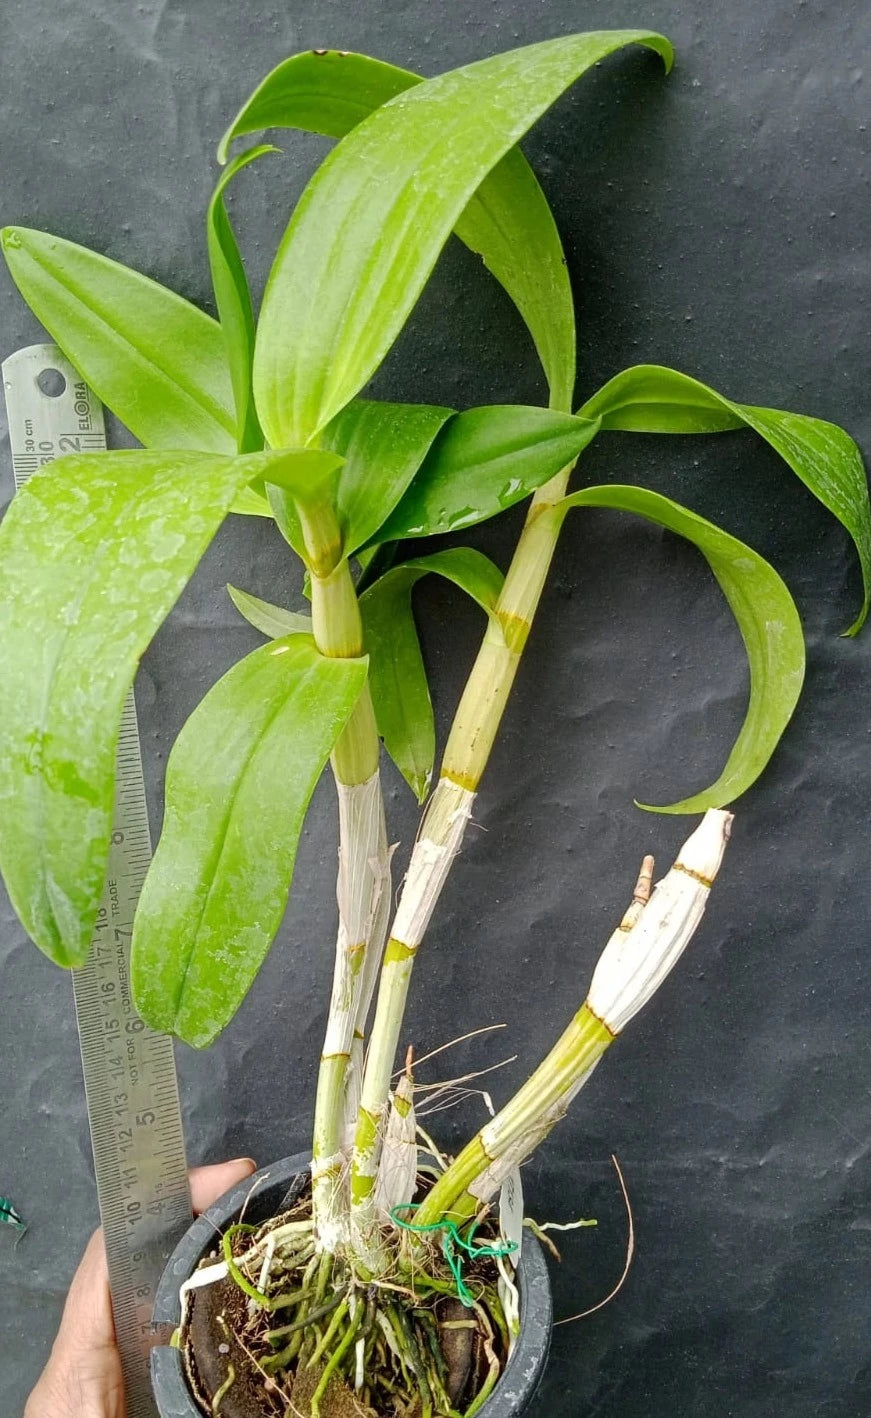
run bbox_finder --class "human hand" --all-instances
[24,1158,257,1418]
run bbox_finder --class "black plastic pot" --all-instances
[151,1153,552,1417]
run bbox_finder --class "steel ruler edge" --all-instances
[3,344,192,1418]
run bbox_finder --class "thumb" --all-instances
[189,1157,257,1214]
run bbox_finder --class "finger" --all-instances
[55,1229,115,1351]
[30,1230,124,1415]
[30,1158,260,1412]
[190,1157,257,1214]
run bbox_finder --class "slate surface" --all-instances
[1,2,869,1415]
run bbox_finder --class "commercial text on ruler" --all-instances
[13,378,105,485]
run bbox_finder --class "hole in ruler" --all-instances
[36,367,66,398]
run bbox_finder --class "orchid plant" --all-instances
[1,31,868,1418]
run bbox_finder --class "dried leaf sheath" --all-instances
[416,810,733,1225]
[311,771,391,1248]
[375,1060,418,1219]
[349,780,475,1264]
[306,546,390,1247]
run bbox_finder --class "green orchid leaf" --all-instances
[549,485,805,813]
[371,407,600,545]
[0,226,235,452]
[265,483,305,557]
[220,49,576,410]
[207,145,278,452]
[254,32,671,446]
[237,447,338,520]
[579,365,745,434]
[355,544,383,574]
[0,449,271,968]
[227,584,312,639]
[225,548,503,805]
[230,485,273,517]
[131,636,367,1046]
[263,402,452,561]
[355,542,398,596]
[256,448,344,497]
[580,364,871,634]
[219,49,414,159]
[322,399,454,554]
[360,548,504,800]
[256,448,345,563]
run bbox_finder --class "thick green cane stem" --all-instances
[348,469,577,1263]
[416,1003,614,1228]
[442,469,570,789]
[308,549,380,784]
[303,500,386,1249]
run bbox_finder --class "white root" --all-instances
[179,1260,229,1299]
[496,1253,521,1348]
[376,1309,406,1366]
[177,1218,315,1304]
[249,1230,277,1316]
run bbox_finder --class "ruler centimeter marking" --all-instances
[2,344,192,1418]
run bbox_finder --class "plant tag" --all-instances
[482,1089,524,1256]
[499,1168,524,1258]
[3,344,192,1418]
[479,1086,523,1349]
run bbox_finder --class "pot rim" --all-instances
[151,1153,551,1417]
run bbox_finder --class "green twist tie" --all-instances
[390,1202,518,1309]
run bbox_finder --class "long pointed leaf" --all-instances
[0,227,235,451]
[322,399,454,554]
[257,448,344,497]
[131,636,367,1046]
[227,584,312,639]
[227,551,504,800]
[262,400,453,561]
[360,549,504,800]
[255,447,345,563]
[254,31,672,445]
[230,485,273,517]
[549,485,805,812]
[371,406,600,545]
[207,145,277,452]
[580,364,871,633]
[0,449,272,967]
[220,49,576,410]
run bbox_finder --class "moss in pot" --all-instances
[1,30,869,1418]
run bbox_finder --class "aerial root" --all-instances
[184,1201,510,1417]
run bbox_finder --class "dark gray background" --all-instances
[1,2,869,1415]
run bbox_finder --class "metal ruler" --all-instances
[3,344,192,1417]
